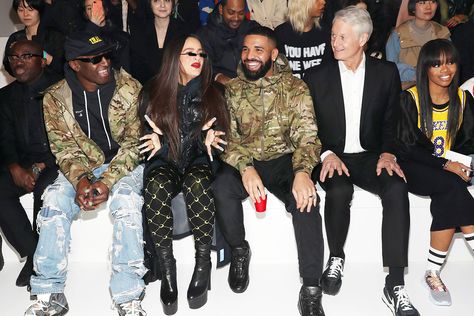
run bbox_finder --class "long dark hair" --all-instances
[416,39,461,144]
[144,34,229,161]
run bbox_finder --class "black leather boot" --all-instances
[16,256,33,287]
[156,246,178,315]
[0,235,4,271]
[228,240,251,293]
[298,285,325,316]
[187,243,211,309]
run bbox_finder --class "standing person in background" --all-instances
[3,0,65,77]
[451,17,474,83]
[305,7,420,316]
[139,34,229,315]
[130,0,188,84]
[275,0,332,79]
[197,0,259,85]
[0,40,60,289]
[386,0,450,89]
[397,39,474,306]
[247,0,287,29]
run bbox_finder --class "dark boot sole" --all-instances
[230,278,249,294]
[188,291,208,309]
[161,300,178,315]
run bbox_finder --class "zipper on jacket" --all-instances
[260,85,265,160]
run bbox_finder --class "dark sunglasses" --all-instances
[181,52,208,58]
[7,53,42,62]
[75,52,112,64]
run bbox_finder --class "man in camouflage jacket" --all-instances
[25,32,147,316]
[212,26,325,316]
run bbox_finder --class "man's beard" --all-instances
[242,58,273,81]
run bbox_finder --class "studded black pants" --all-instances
[143,164,215,248]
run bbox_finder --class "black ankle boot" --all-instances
[187,243,212,309]
[0,235,4,271]
[156,246,178,315]
[298,285,325,316]
[228,240,251,293]
[16,256,33,287]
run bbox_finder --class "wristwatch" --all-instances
[31,163,42,177]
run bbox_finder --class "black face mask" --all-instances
[242,58,273,81]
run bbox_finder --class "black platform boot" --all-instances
[0,235,4,271]
[157,246,178,315]
[187,243,212,309]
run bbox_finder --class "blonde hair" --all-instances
[287,0,321,33]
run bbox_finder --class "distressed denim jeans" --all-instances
[30,164,147,304]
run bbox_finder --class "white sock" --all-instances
[464,232,474,250]
[427,247,447,271]
[37,293,51,301]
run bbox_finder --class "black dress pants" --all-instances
[0,166,58,257]
[212,154,324,280]
[314,152,409,268]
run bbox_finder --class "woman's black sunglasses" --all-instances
[180,52,208,58]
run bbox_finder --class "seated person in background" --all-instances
[0,40,60,289]
[4,0,66,77]
[246,0,287,29]
[24,32,146,316]
[275,0,332,79]
[305,7,419,316]
[197,0,259,85]
[397,39,474,306]
[138,34,229,315]
[451,17,474,83]
[82,0,132,72]
[130,0,188,85]
[386,0,450,89]
[213,26,325,316]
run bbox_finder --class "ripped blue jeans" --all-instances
[30,164,147,304]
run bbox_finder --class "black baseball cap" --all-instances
[64,31,115,61]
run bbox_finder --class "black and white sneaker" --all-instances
[321,257,344,295]
[382,285,420,316]
[116,300,147,316]
[24,292,69,316]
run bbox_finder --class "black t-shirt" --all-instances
[275,21,332,79]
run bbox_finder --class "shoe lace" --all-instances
[119,300,146,316]
[327,257,344,278]
[425,271,448,292]
[28,299,49,312]
[232,254,247,276]
[303,292,321,312]
[393,286,414,311]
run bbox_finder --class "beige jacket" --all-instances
[247,0,287,29]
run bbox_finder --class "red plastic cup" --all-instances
[254,194,267,212]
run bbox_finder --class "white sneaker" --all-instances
[24,293,69,316]
[116,300,147,316]
[424,270,451,306]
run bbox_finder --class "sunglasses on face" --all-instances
[180,52,208,58]
[7,53,42,63]
[75,52,112,64]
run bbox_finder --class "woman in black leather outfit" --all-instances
[138,34,229,315]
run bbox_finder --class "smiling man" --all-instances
[304,6,419,316]
[24,31,146,316]
[212,26,325,316]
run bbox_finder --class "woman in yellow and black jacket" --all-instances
[397,39,474,307]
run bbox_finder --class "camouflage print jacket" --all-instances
[223,54,321,175]
[43,69,142,190]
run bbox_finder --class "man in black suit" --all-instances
[304,6,419,316]
[0,40,60,288]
